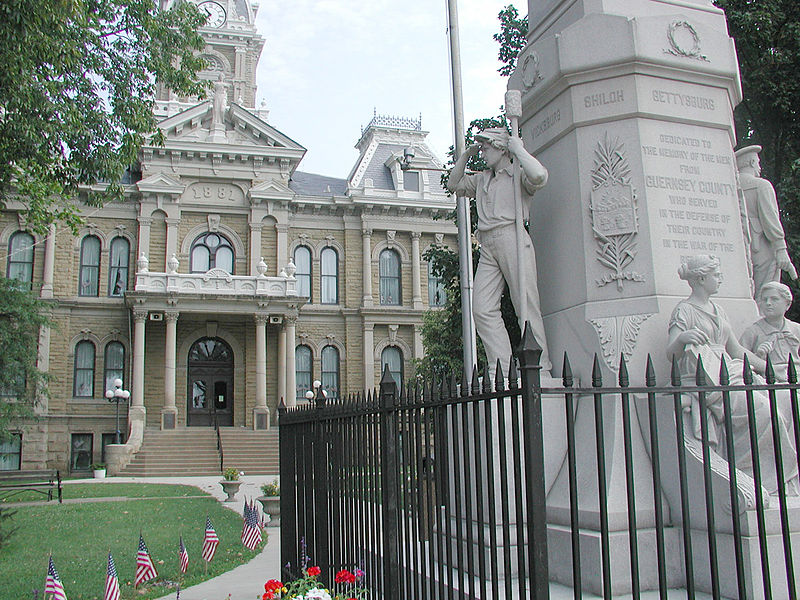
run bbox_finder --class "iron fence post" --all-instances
[379,364,401,599]
[517,322,550,599]
[314,385,331,583]
[278,399,298,579]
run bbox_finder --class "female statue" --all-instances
[666,254,798,494]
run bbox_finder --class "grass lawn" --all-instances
[1,482,205,503]
[0,484,263,600]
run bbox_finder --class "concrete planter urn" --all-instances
[220,479,242,502]
[92,464,106,479]
[257,495,280,527]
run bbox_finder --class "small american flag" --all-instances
[201,517,219,562]
[178,536,189,574]
[241,498,263,550]
[135,534,158,587]
[44,555,67,600]
[104,552,120,600]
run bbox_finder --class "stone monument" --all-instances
[506,0,792,596]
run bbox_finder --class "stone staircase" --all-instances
[219,427,280,476]
[118,427,280,477]
[119,428,221,476]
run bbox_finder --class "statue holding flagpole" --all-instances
[447,89,551,381]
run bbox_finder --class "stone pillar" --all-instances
[40,224,55,299]
[277,223,289,276]
[285,314,297,407]
[253,314,269,429]
[165,218,180,266]
[249,222,263,276]
[137,217,152,264]
[411,231,423,309]
[278,323,287,406]
[363,322,374,390]
[413,324,424,361]
[362,228,373,307]
[132,309,147,409]
[161,311,178,429]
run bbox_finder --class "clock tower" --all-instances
[156,0,265,117]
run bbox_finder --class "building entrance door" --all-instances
[187,337,234,427]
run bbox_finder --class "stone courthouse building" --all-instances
[1,0,455,474]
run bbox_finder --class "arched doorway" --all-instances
[187,337,234,426]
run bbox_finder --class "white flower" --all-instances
[305,588,332,600]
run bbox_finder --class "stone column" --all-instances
[249,222,263,276]
[40,224,55,299]
[362,228,373,307]
[363,322,374,391]
[278,323,287,406]
[165,218,180,266]
[132,309,147,409]
[161,311,178,429]
[253,314,269,429]
[137,217,152,264]
[411,231,423,309]
[285,314,297,407]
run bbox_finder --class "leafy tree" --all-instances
[713,0,800,318]
[0,0,208,235]
[0,278,52,441]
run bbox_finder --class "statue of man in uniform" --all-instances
[447,128,551,380]
[736,145,797,295]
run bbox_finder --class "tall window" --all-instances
[404,171,420,192]
[321,345,340,399]
[108,237,130,296]
[103,341,125,394]
[70,433,92,471]
[295,345,312,401]
[73,341,96,397]
[381,346,404,390]
[0,433,21,471]
[320,247,338,304]
[379,249,401,305]
[428,261,446,307]
[79,235,101,296]
[7,231,35,285]
[190,232,234,273]
[294,246,312,300]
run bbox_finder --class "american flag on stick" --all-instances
[135,534,158,587]
[178,536,189,574]
[241,498,263,550]
[44,555,67,600]
[201,516,219,562]
[103,552,121,600]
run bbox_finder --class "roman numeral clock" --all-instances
[195,0,227,28]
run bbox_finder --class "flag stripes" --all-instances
[202,516,220,562]
[104,552,121,600]
[135,534,158,587]
[45,555,68,600]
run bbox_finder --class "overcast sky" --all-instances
[253,1,515,178]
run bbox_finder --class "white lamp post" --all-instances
[105,378,130,444]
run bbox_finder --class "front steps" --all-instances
[118,427,279,477]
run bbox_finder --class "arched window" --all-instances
[321,345,340,399]
[295,345,312,401]
[379,249,401,305]
[79,236,101,296]
[190,232,234,274]
[320,247,338,304]
[294,246,312,300]
[7,231,35,286]
[428,260,446,307]
[108,237,130,296]
[381,346,404,390]
[73,341,96,397]
[103,341,125,394]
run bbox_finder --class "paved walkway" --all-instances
[58,475,282,600]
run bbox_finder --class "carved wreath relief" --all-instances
[521,51,543,91]
[589,134,645,290]
[664,21,709,62]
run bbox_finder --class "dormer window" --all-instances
[403,171,420,192]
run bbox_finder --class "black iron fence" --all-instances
[279,325,800,599]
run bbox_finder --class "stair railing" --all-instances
[214,414,223,472]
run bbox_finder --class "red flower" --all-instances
[307,565,321,577]
[335,569,357,584]
[262,592,274,600]
[264,579,283,592]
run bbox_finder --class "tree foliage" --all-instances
[0,0,208,234]
[0,278,53,441]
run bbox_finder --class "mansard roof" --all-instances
[289,172,348,197]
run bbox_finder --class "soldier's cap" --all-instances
[734,144,762,167]
[474,128,510,147]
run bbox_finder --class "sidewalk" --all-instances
[61,475,282,600]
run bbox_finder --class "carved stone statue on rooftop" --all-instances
[736,145,797,296]
[212,74,228,129]
[740,281,800,380]
[447,127,551,380]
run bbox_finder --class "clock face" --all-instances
[197,1,226,28]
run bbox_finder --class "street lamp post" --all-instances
[105,378,130,444]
